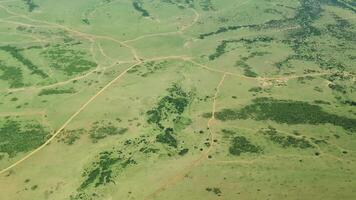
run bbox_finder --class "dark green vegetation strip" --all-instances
[80,151,136,189]
[199,0,355,40]
[325,0,356,13]
[133,1,150,17]
[208,37,273,60]
[38,88,76,96]
[23,0,39,12]
[199,0,214,11]
[178,148,189,156]
[89,121,128,142]
[206,187,222,196]
[229,135,262,156]
[235,60,258,78]
[0,120,48,157]
[127,61,168,77]
[0,45,48,78]
[202,0,355,76]
[199,24,259,39]
[41,44,97,76]
[236,52,270,77]
[271,0,355,72]
[156,128,177,148]
[260,126,313,149]
[147,84,194,148]
[0,61,24,88]
[73,135,159,198]
[206,98,356,131]
[161,0,194,9]
[82,18,90,25]
[58,129,85,145]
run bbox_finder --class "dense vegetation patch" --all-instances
[73,134,161,198]
[206,187,222,196]
[270,0,355,72]
[259,126,313,149]
[178,148,189,156]
[23,0,39,12]
[81,18,90,25]
[0,61,24,88]
[208,37,273,60]
[161,0,194,9]
[0,45,48,78]
[38,88,76,96]
[199,0,214,11]
[324,0,356,13]
[127,61,168,77]
[156,128,177,148]
[147,84,194,147]
[133,1,150,17]
[229,135,262,156]
[199,24,259,39]
[248,87,263,93]
[58,129,85,145]
[89,121,128,142]
[235,60,258,77]
[80,151,136,189]
[0,119,49,157]
[207,98,356,131]
[41,44,97,76]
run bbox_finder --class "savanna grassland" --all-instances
[0,0,355,199]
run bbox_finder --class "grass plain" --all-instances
[0,0,355,199]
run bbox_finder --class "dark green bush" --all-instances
[210,98,356,131]
[229,136,262,156]
[0,45,47,78]
[0,120,48,157]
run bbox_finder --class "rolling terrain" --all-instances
[0,0,355,199]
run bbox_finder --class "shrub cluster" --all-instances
[208,98,356,131]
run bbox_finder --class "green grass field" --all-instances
[0,0,355,199]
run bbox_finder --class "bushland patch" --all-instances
[259,126,313,149]
[89,121,128,142]
[133,1,150,17]
[23,0,39,12]
[161,0,194,9]
[127,61,168,77]
[199,24,259,39]
[235,60,258,78]
[38,88,76,96]
[0,61,24,88]
[156,128,177,148]
[178,148,189,156]
[248,87,263,93]
[41,44,97,76]
[207,98,356,131]
[81,18,90,25]
[208,37,273,60]
[206,187,222,196]
[229,135,262,156]
[58,129,85,145]
[272,1,354,71]
[0,119,49,157]
[146,84,194,147]
[0,45,48,78]
[199,0,214,11]
[80,151,136,189]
